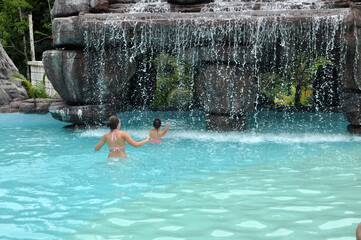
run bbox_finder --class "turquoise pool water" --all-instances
[0,111,361,240]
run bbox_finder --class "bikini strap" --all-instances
[111,129,118,141]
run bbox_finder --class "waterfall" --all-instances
[45,0,360,130]
[81,7,349,113]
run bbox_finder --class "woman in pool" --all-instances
[95,116,150,158]
[149,119,170,143]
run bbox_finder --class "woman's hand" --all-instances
[145,136,150,141]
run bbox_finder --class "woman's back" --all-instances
[149,119,170,139]
[106,129,127,158]
[149,129,163,139]
[94,115,150,159]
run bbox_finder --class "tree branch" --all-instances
[8,39,26,56]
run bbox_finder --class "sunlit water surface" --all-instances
[0,111,360,240]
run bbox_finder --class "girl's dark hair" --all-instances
[153,119,161,129]
[107,116,120,130]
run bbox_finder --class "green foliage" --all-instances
[0,0,54,76]
[260,51,333,107]
[0,0,32,74]
[10,72,28,82]
[11,72,51,98]
[168,88,193,107]
[152,53,195,107]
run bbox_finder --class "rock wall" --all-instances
[0,43,29,112]
[343,1,361,134]
[0,43,66,114]
[44,0,361,132]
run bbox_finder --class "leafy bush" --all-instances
[259,52,332,107]
[168,88,193,108]
[11,72,51,98]
[151,53,194,107]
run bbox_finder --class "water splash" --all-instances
[81,0,350,122]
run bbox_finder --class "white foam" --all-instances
[236,220,267,229]
[211,230,234,237]
[108,218,135,226]
[78,129,361,144]
[319,218,361,230]
[266,228,294,237]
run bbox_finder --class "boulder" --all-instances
[16,97,66,114]
[43,50,86,104]
[196,62,257,115]
[343,92,361,134]
[52,17,83,48]
[49,103,116,124]
[43,49,137,105]
[205,114,247,131]
[19,99,37,113]
[51,0,109,18]
[347,124,361,134]
[0,43,29,109]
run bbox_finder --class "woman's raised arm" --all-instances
[124,132,149,147]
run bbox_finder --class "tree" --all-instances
[0,0,31,77]
[0,0,54,77]
[151,52,195,107]
[259,51,332,108]
[285,52,332,108]
[26,0,54,57]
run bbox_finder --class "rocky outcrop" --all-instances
[0,42,67,114]
[51,0,110,18]
[43,49,137,105]
[343,91,361,134]
[0,42,29,110]
[0,96,67,114]
[48,103,117,125]
[43,0,361,132]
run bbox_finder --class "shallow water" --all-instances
[0,111,360,240]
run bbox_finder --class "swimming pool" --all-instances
[0,111,360,239]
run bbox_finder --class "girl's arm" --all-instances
[124,132,150,147]
[161,123,170,136]
[95,135,106,151]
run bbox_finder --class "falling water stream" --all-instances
[82,0,350,114]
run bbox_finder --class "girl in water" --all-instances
[149,119,170,143]
[95,116,150,158]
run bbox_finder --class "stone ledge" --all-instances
[0,97,66,114]
[49,103,117,124]
[51,0,109,18]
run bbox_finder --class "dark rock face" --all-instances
[43,49,137,105]
[196,62,256,115]
[44,0,361,132]
[206,114,247,131]
[343,92,361,125]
